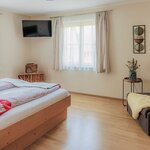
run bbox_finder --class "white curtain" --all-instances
[52,17,63,70]
[96,11,110,73]
[62,14,96,71]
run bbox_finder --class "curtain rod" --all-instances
[50,10,112,19]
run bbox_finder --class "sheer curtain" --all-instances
[52,17,63,70]
[96,11,110,73]
[62,14,96,71]
[53,12,110,72]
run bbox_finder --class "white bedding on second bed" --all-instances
[0,88,69,130]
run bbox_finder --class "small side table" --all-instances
[122,77,143,106]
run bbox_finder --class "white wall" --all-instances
[22,2,150,98]
[0,11,30,78]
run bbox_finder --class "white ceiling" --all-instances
[0,0,148,14]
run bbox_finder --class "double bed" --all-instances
[0,79,71,150]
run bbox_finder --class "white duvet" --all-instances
[0,88,69,130]
[0,86,60,108]
[0,78,59,89]
[0,78,61,108]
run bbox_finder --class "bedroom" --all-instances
[0,0,150,150]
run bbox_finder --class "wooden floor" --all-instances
[26,93,150,150]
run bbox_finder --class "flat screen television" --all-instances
[22,20,52,37]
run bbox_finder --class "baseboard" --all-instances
[69,91,122,101]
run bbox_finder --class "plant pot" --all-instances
[129,71,137,81]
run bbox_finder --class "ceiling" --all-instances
[0,0,148,14]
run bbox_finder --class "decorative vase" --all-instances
[129,70,137,81]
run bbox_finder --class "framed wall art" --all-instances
[133,25,146,54]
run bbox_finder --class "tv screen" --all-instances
[22,20,52,37]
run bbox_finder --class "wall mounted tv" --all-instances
[22,20,52,37]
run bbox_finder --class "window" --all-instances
[62,14,96,71]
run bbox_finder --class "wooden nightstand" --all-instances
[18,73,44,82]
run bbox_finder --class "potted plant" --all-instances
[126,58,140,81]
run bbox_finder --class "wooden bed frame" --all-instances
[0,95,71,150]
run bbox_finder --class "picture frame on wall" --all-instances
[133,25,146,54]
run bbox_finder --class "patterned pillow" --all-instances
[0,100,12,115]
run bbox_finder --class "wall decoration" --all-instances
[133,25,146,54]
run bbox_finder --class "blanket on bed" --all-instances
[0,78,59,89]
[128,93,150,119]
[0,78,61,115]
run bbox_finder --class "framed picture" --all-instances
[133,25,146,54]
